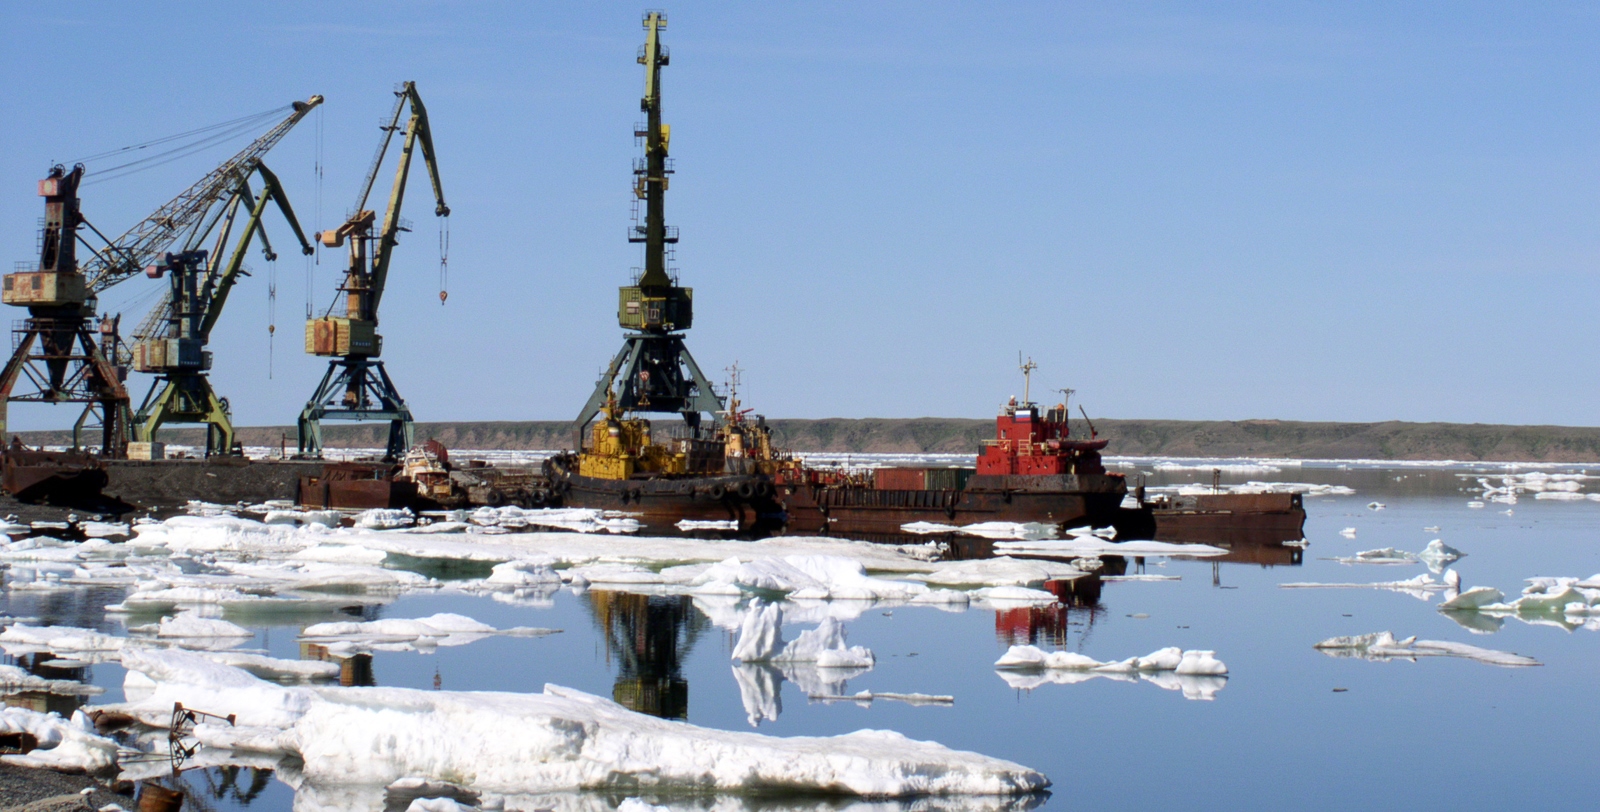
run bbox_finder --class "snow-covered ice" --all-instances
[111,650,1049,796]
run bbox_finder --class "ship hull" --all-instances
[779,473,1129,533]
[555,471,782,526]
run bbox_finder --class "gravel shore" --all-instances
[0,764,131,811]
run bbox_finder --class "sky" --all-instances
[2,2,1598,431]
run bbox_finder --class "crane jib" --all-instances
[84,95,323,294]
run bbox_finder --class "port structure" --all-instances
[0,97,322,456]
[129,164,314,456]
[575,11,723,440]
[297,81,449,462]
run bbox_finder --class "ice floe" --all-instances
[0,707,118,772]
[1279,573,1448,600]
[993,648,1229,701]
[1314,631,1539,667]
[731,602,875,668]
[0,664,104,696]
[991,539,1225,557]
[298,612,559,653]
[111,650,1048,796]
[994,645,1226,676]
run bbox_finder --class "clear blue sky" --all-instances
[3,2,1598,430]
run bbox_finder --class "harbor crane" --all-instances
[297,81,448,462]
[0,95,323,456]
[575,11,723,438]
[129,164,313,456]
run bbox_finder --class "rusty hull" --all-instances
[1,448,108,503]
[779,473,1129,534]
[297,462,418,510]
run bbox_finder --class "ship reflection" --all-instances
[587,591,707,719]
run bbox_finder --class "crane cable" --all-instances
[307,105,324,320]
[79,107,292,186]
[438,215,449,304]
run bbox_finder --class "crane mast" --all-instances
[574,11,723,439]
[297,81,448,462]
[0,95,322,456]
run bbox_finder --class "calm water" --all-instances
[5,461,1599,810]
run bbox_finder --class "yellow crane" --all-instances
[298,82,447,461]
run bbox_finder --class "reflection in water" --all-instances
[587,591,707,719]
[299,643,376,687]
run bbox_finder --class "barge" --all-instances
[779,397,1127,533]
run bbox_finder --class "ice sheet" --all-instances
[113,651,1049,797]
[1314,631,1539,667]
[991,539,1226,557]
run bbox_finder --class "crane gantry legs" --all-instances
[296,357,413,462]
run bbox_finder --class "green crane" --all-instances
[0,95,322,455]
[298,81,448,462]
[575,11,723,438]
[129,164,313,456]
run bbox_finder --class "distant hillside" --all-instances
[18,416,1600,462]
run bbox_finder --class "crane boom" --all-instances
[370,82,448,316]
[85,95,323,294]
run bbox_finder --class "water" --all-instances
[4,460,1599,810]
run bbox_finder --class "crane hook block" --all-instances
[439,290,448,304]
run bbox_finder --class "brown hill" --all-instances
[17,417,1600,462]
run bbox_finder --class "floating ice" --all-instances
[1417,539,1464,567]
[0,664,104,696]
[957,522,1060,541]
[731,603,875,668]
[112,651,1048,796]
[1367,502,1385,511]
[0,624,126,656]
[994,646,1226,700]
[1279,573,1445,600]
[676,519,738,531]
[901,521,959,535]
[1314,631,1539,667]
[156,612,254,639]
[485,559,561,587]
[356,508,416,529]
[994,644,1225,675]
[1101,574,1181,582]
[992,539,1226,557]
[0,707,118,772]
[1437,586,1505,611]
[1339,527,1357,538]
[1064,526,1117,540]
[1466,501,1485,509]
[299,612,558,653]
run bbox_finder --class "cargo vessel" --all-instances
[778,395,1128,533]
[544,392,793,527]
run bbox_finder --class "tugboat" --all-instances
[546,383,799,527]
[779,360,1128,533]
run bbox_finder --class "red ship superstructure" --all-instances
[977,397,1109,478]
